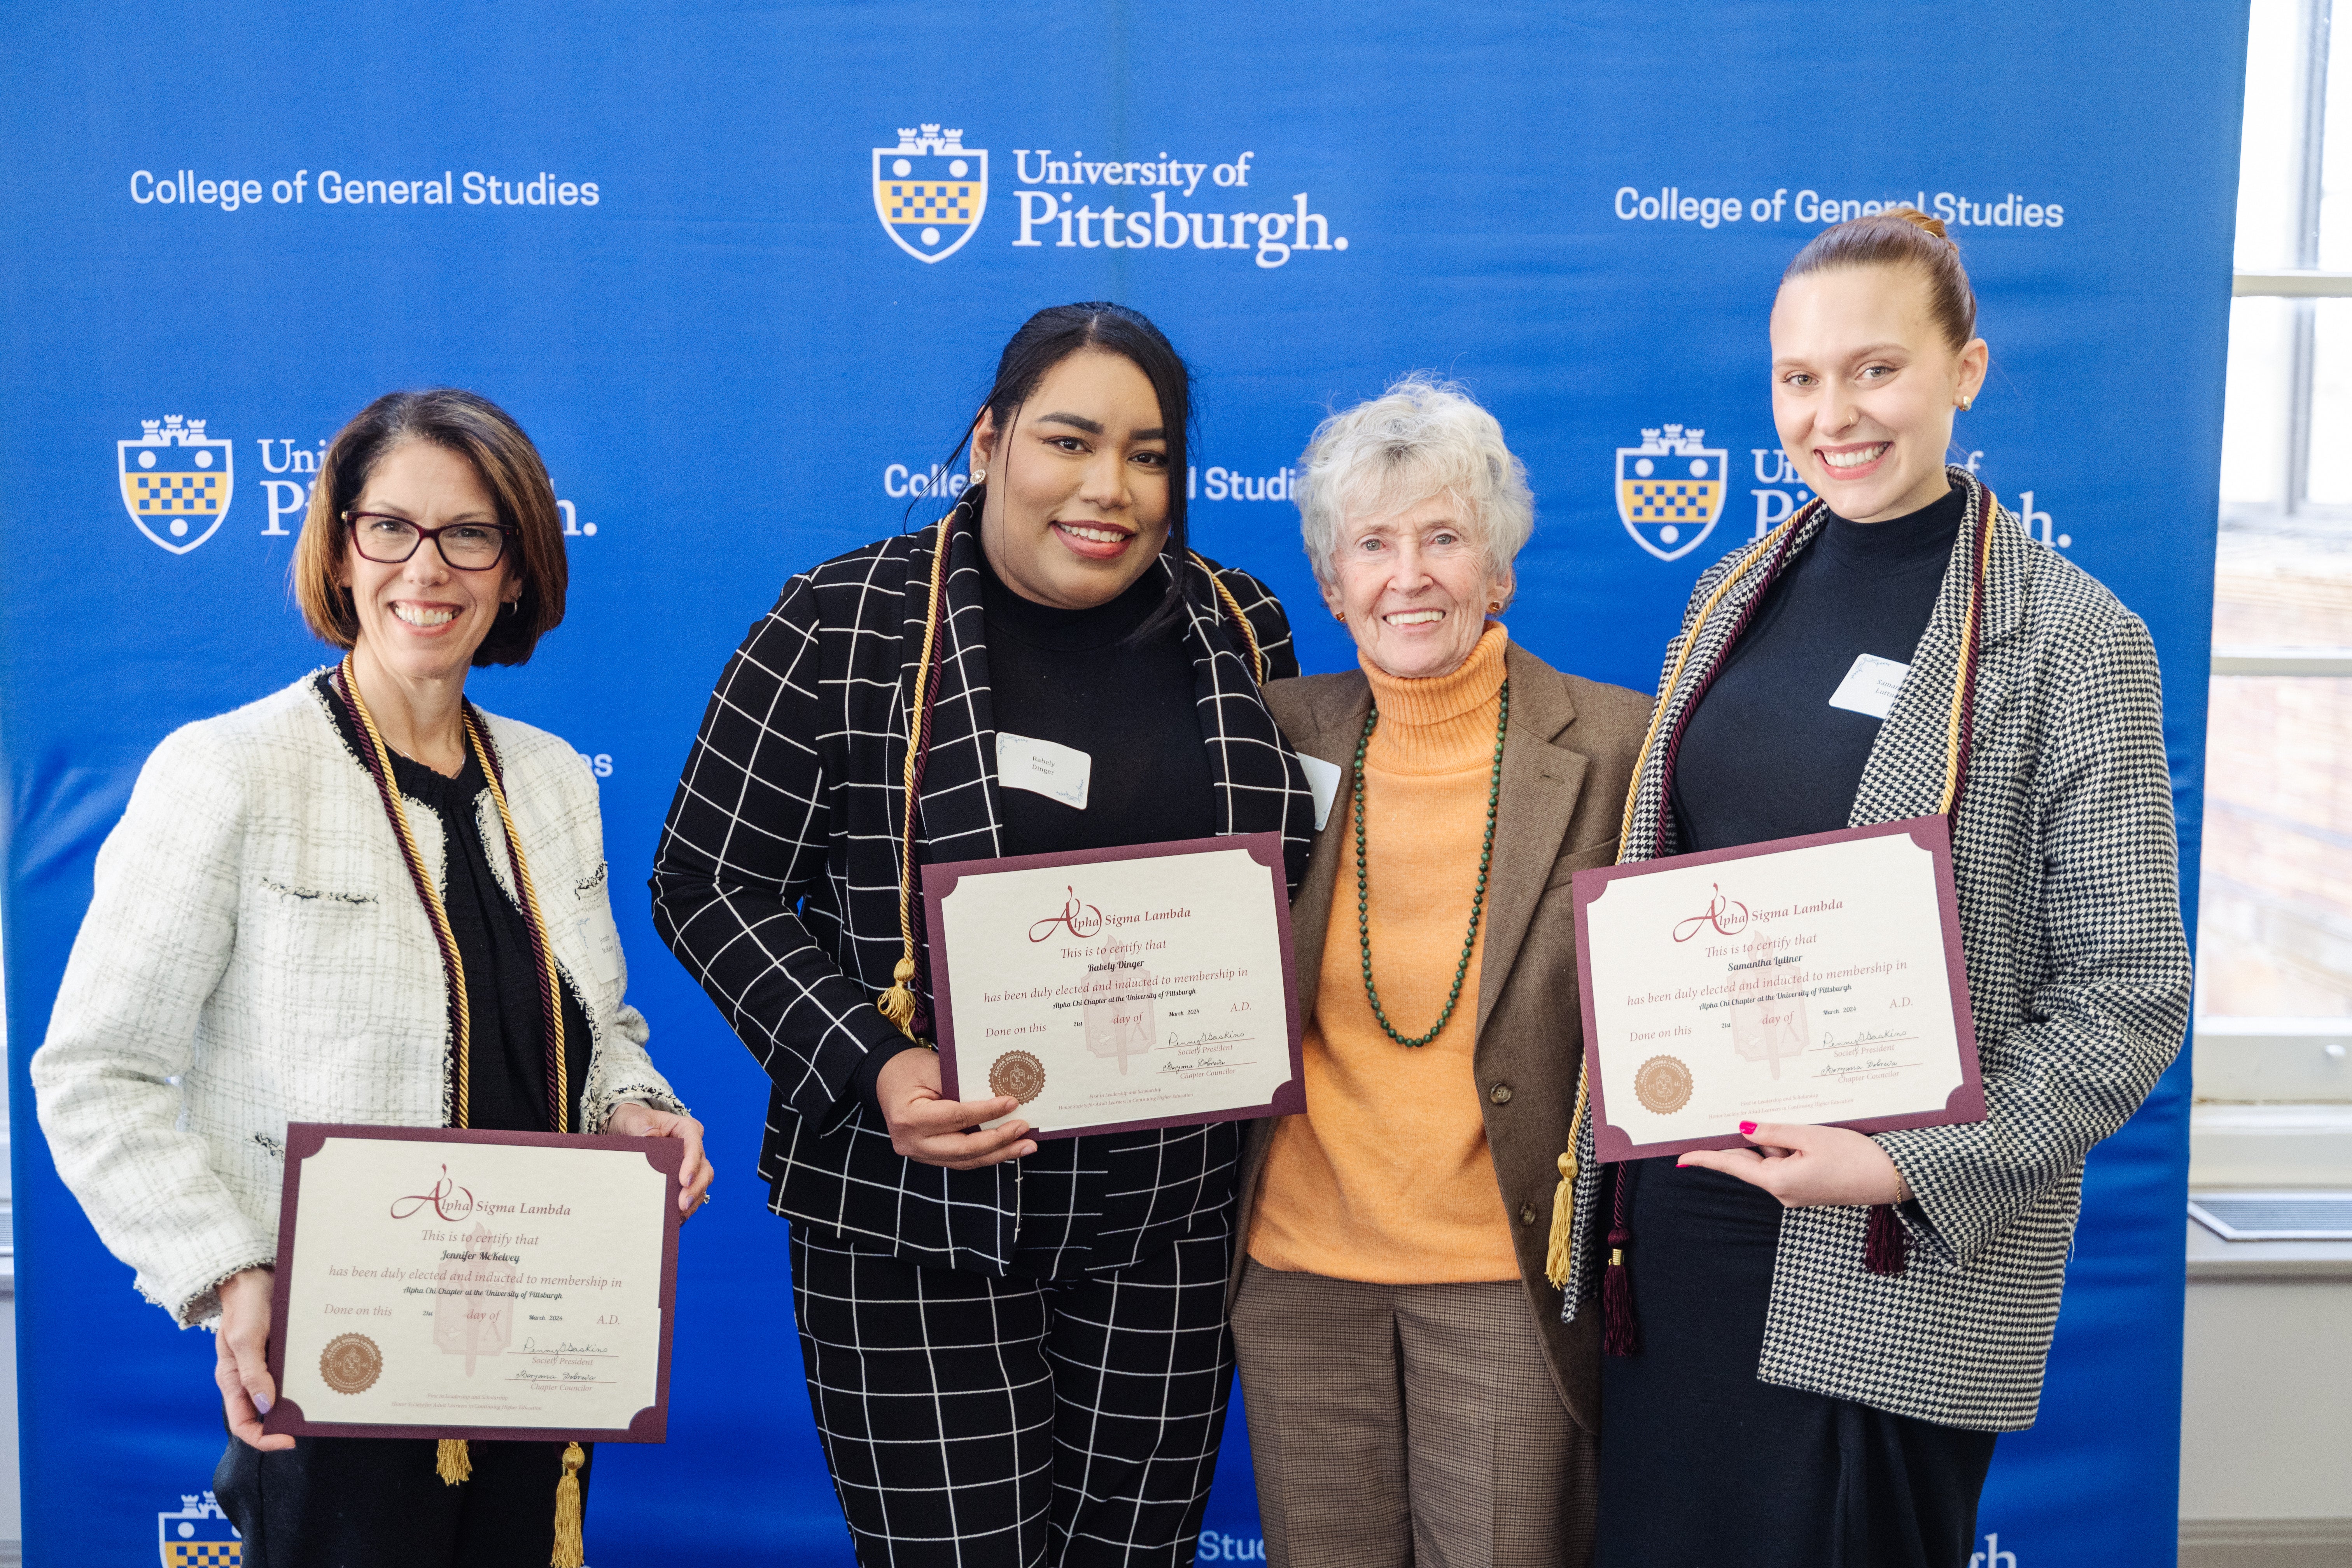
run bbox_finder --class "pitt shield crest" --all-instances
[873,124,987,263]
[1615,425,1725,562]
[120,415,233,555]
[159,1489,241,1566]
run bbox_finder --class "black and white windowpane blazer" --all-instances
[1564,471,2192,1432]
[651,519,1315,1274]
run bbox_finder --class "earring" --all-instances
[1334,611,1347,624]
[1958,398,1972,411]
[970,467,986,485]
[1488,601,1503,612]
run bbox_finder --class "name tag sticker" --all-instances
[996,732,1092,811]
[1297,754,1343,831]
[1827,653,1911,721]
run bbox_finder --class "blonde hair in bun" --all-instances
[1781,207,1978,352]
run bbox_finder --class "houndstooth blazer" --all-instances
[650,517,1315,1275]
[32,674,686,1329]
[1561,470,2191,1432]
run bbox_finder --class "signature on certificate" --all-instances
[1817,1028,1917,1050]
[517,1336,614,1356]
[1164,1029,1249,1049]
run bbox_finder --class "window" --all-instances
[2198,0,2352,1139]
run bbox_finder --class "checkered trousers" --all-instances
[650,515,1315,1275]
[1562,470,2193,1432]
[791,1219,1237,1568]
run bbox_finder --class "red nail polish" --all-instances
[1740,1121,1757,1136]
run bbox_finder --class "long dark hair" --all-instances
[922,301,1197,641]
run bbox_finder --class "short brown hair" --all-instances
[292,388,568,666]
[1781,208,1979,354]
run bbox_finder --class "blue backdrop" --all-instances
[0,4,2245,1563]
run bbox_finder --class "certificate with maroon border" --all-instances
[1573,815,1984,1164]
[922,833,1305,1139]
[261,1124,680,1443]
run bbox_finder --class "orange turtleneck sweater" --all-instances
[1249,625,1519,1284]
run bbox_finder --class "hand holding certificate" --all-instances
[923,833,1305,1139]
[262,1125,681,1443]
[1573,816,1984,1163]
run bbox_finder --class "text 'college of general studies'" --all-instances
[128,168,600,210]
[1613,184,2068,231]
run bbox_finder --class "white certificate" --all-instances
[264,1125,680,1442]
[1572,816,1984,1162]
[922,833,1305,1138]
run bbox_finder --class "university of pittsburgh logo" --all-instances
[120,415,233,555]
[1615,425,1726,562]
[158,1489,240,1566]
[873,123,987,263]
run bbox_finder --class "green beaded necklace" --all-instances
[1353,678,1509,1048]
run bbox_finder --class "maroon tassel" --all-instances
[1864,1202,1909,1276]
[1603,1164,1640,1357]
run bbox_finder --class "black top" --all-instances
[852,550,1216,1111]
[1670,483,1965,853]
[977,546,1217,856]
[320,675,593,1134]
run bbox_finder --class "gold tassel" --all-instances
[550,1442,586,1568]
[1545,1148,1579,1288]
[875,957,919,1037]
[1545,1076,1593,1288]
[436,1437,472,1485]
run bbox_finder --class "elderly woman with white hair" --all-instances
[1227,378,1650,1568]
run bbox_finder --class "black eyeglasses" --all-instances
[345,511,515,571]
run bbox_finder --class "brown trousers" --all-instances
[1232,1261,1598,1568]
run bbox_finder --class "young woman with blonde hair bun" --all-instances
[1568,210,2191,1566]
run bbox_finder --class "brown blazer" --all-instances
[1228,639,1651,1434]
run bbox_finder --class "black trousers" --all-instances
[1595,1160,1996,1568]
[789,1219,1236,1568]
[213,1433,592,1568]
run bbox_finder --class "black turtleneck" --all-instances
[1670,483,1965,853]
[975,548,1216,856]
[853,550,1217,1111]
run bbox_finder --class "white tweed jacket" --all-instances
[1561,472,2193,1432]
[32,673,685,1328]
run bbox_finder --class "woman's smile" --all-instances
[389,599,465,632]
[1816,440,1890,476]
[1050,518,1138,560]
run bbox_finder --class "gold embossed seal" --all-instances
[319,1332,383,1395]
[1632,1055,1694,1115]
[987,1050,1046,1105]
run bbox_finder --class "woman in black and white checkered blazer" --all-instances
[1568,215,2193,1567]
[652,304,1317,1566]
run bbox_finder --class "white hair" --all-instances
[1293,375,1535,607]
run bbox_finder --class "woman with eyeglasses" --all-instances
[34,387,713,1568]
